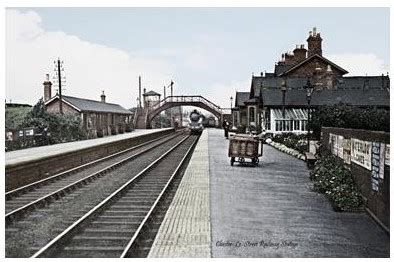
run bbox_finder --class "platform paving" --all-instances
[5,128,172,166]
[148,130,211,257]
[146,128,389,257]
[209,128,389,257]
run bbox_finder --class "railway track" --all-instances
[31,134,199,258]
[5,131,183,224]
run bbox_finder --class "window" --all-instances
[294,120,300,130]
[249,107,255,123]
[301,120,306,131]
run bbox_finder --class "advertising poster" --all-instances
[385,144,390,166]
[337,135,344,159]
[351,138,372,170]
[343,139,351,165]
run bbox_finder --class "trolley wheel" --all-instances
[252,158,259,166]
[230,157,235,166]
[239,157,245,165]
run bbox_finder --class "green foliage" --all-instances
[272,132,308,153]
[311,103,389,139]
[5,106,32,130]
[310,154,364,210]
[22,99,87,144]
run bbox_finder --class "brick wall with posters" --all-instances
[321,127,390,230]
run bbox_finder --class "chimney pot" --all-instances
[101,90,106,103]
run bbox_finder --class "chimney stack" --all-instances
[101,90,106,103]
[293,44,307,63]
[284,52,295,65]
[43,74,52,102]
[307,27,323,57]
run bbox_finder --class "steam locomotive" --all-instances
[188,109,204,135]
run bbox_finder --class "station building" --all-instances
[232,27,390,134]
[42,76,132,138]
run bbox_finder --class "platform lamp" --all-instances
[304,78,314,152]
[280,79,287,119]
[230,96,234,126]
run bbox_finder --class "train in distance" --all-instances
[188,109,204,135]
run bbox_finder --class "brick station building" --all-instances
[42,75,132,138]
[232,27,390,134]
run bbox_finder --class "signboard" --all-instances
[5,132,13,141]
[385,145,390,166]
[329,133,338,156]
[371,177,379,192]
[24,129,34,136]
[337,135,344,159]
[343,139,351,165]
[379,144,385,179]
[351,138,372,170]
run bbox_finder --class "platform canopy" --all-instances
[271,108,308,121]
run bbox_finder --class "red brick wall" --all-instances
[285,57,344,79]
[45,100,80,115]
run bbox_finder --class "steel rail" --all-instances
[31,134,191,258]
[6,132,175,200]
[5,132,183,225]
[121,135,198,257]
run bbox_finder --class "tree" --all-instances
[22,99,87,144]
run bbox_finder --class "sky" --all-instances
[5,7,390,109]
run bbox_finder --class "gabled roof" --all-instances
[261,89,389,107]
[45,95,132,115]
[234,92,250,107]
[278,54,349,76]
[338,76,390,89]
[143,90,161,96]
[274,64,294,75]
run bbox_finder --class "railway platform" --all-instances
[5,128,174,191]
[6,128,173,166]
[149,128,389,258]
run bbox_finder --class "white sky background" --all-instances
[5,8,390,109]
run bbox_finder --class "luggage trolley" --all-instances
[228,134,263,166]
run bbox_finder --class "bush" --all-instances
[21,99,87,145]
[310,154,364,210]
[311,103,389,139]
[97,130,104,138]
[272,133,308,153]
[125,124,132,133]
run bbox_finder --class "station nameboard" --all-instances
[351,138,372,170]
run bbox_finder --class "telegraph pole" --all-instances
[138,76,142,108]
[57,59,63,114]
[54,58,66,115]
[170,80,174,126]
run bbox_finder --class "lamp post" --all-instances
[230,96,234,126]
[280,79,287,124]
[304,78,314,152]
[163,80,174,127]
